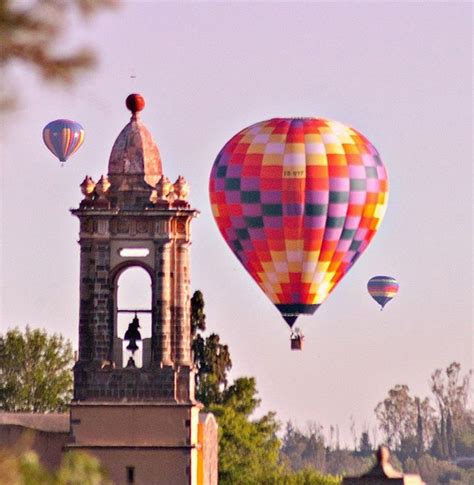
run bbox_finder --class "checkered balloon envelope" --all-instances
[209,118,389,329]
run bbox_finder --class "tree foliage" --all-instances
[280,422,373,477]
[0,448,111,485]
[191,290,340,484]
[210,377,282,484]
[0,326,73,412]
[0,0,117,109]
[374,384,417,449]
[358,431,372,456]
[191,291,232,407]
[430,362,473,459]
[373,362,473,483]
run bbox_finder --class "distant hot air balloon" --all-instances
[43,119,84,163]
[367,275,399,310]
[209,118,389,347]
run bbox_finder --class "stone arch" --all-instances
[111,263,154,368]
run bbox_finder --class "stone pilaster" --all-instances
[154,240,172,365]
[77,235,112,363]
[174,241,191,365]
[90,240,112,362]
[78,241,93,361]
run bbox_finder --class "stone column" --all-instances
[91,240,112,362]
[153,240,172,365]
[174,241,192,365]
[78,240,93,361]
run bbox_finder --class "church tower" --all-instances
[67,95,217,485]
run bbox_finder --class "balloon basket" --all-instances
[290,335,304,351]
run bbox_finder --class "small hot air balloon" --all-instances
[209,118,389,348]
[43,119,84,164]
[367,275,399,310]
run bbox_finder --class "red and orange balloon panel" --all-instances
[209,118,389,328]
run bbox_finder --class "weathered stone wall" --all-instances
[73,209,197,402]
[78,237,112,363]
[73,365,196,402]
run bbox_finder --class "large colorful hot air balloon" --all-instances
[367,275,399,310]
[43,119,84,163]
[209,118,389,336]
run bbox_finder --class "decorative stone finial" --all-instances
[94,175,111,208]
[157,175,172,199]
[80,176,96,198]
[126,93,145,120]
[95,175,111,196]
[79,175,96,208]
[150,175,174,205]
[173,176,189,202]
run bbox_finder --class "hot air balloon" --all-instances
[43,119,84,163]
[367,276,399,310]
[209,118,389,348]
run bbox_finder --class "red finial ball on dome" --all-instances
[126,93,145,115]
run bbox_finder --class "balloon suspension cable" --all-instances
[290,327,304,339]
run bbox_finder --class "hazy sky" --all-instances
[1,1,472,445]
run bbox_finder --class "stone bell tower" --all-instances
[66,94,217,485]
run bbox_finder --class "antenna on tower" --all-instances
[130,70,137,90]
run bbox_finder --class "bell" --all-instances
[124,314,142,355]
[126,340,139,352]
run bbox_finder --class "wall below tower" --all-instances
[67,403,218,485]
[76,448,193,485]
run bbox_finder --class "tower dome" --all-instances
[108,94,162,188]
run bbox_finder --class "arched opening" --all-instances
[115,266,152,368]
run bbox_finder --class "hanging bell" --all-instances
[124,314,142,355]
[126,340,139,352]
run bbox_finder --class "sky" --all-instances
[1,1,472,445]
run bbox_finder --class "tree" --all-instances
[0,0,117,109]
[191,290,232,406]
[190,290,206,334]
[190,291,340,483]
[359,431,372,456]
[281,421,372,476]
[446,411,456,459]
[325,449,373,476]
[430,362,472,459]
[210,377,282,484]
[406,454,468,485]
[281,422,308,472]
[415,398,424,458]
[375,384,417,449]
[349,415,357,451]
[269,468,341,485]
[0,326,73,412]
